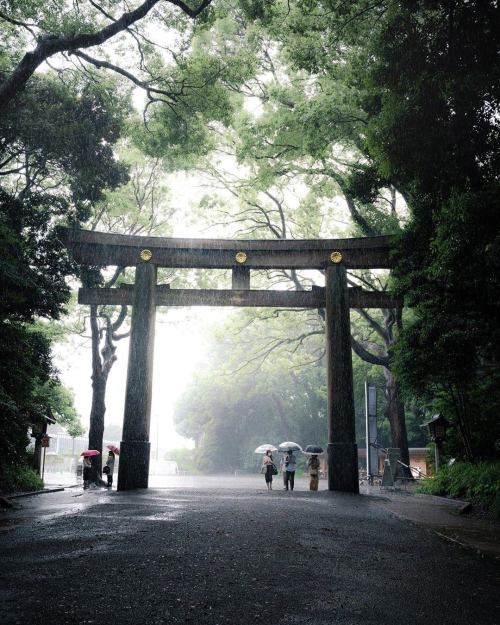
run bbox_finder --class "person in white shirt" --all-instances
[283,451,297,491]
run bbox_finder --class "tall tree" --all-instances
[79,150,175,481]
[0,72,129,475]
[357,1,500,460]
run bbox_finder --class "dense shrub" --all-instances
[0,464,43,494]
[417,462,500,518]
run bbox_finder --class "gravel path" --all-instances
[0,483,498,625]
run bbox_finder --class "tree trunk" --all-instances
[383,367,412,476]
[89,373,107,483]
[450,385,476,463]
[88,304,112,484]
[271,391,295,437]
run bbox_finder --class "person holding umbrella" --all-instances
[304,445,324,491]
[307,455,320,491]
[103,444,119,488]
[254,444,277,491]
[262,449,276,491]
[82,456,92,489]
[279,454,287,489]
[283,450,297,491]
[278,442,302,492]
[103,451,115,488]
[80,450,100,490]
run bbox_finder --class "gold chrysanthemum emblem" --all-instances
[140,249,153,261]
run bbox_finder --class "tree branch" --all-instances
[71,50,179,103]
[111,305,128,333]
[0,0,213,110]
[354,307,390,345]
[351,336,389,367]
[0,10,38,36]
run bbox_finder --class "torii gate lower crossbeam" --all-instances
[61,228,398,493]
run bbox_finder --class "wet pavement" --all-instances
[0,476,498,624]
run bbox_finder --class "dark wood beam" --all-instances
[232,266,250,290]
[78,286,402,309]
[59,227,395,270]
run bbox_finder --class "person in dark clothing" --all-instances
[82,457,92,489]
[103,451,115,488]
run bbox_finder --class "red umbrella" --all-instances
[106,444,120,455]
[81,450,100,457]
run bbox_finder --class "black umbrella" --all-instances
[303,445,324,455]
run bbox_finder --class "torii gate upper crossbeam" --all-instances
[58,227,395,269]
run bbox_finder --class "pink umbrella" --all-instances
[106,444,120,455]
[81,450,100,457]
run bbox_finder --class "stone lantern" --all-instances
[423,414,449,471]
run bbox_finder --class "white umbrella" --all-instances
[254,443,278,453]
[278,441,303,453]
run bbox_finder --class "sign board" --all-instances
[41,435,50,448]
[365,382,378,479]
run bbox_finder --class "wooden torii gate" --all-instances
[60,228,400,493]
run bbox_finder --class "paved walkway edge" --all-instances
[432,529,500,562]
[5,487,66,499]
[385,505,500,562]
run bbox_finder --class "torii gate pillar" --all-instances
[118,261,157,490]
[326,264,359,493]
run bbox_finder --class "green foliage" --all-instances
[0,74,130,318]
[35,378,84,438]
[371,4,500,459]
[237,0,275,22]
[1,74,130,215]
[0,323,52,469]
[174,310,328,472]
[0,190,72,322]
[417,462,500,519]
[0,462,43,495]
[164,448,200,475]
[134,25,257,169]
[362,2,499,196]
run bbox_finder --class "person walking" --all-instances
[284,450,297,491]
[262,449,275,491]
[280,453,287,489]
[103,451,115,488]
[307,454,320,491]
